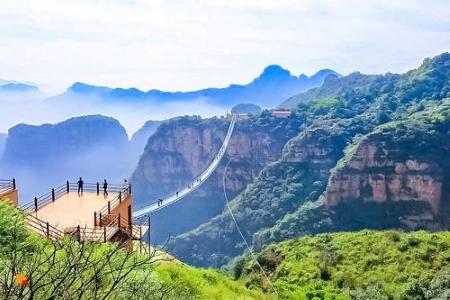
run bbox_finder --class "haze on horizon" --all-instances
[0,0,449,94]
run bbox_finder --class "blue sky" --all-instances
[0,0,449,93]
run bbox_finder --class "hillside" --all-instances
[236,230,450,299]
[157,52,450,268]
[0,200,268,300]
[131,112,303,244]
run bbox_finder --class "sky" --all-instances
[0,0,449,94]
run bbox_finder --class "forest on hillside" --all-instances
[167,53,450,268]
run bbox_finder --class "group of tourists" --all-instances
[77,177,130,197]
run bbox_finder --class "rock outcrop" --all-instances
[323,120,450,229]
[2,115,128,166]
[131,112,302,243]
[0,115,130,201]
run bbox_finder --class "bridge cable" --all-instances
[222,157,279,296]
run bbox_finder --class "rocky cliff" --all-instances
[0,115,130,201]
[323,114,450,230]
[3,115,128,165]
[131,111,303,243]
[165,53,450,268]
[167,124,350,267]
[0,133,6,157]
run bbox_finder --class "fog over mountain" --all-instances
[49,66,338,108]
[0,66,337,137]
[0,65,336,202]
[0,115,135,202]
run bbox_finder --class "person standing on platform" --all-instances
[123,179,129,197]
[77,177,84,196]
[103,179,108,196]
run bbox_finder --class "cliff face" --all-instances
[0,133,6,157]
[0,115,130,201]
[323,120,450,229]
[168,125,351,267]
[3,115,128,166]
[131,113,302,243]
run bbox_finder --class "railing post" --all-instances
[108,201,111,214]
[34,197,38,211]
[94,212,97,227]
[12,178,16,190]
[66,181,69,193]
[99,212,102,227]
[118,213,121,229]
[129,213,132,230]
[46,222,50,238]
[96,182,100,195]
[119,192,122,203]
[147,215,151,245]
[103,227,107,242]
[77,225,81,242]
[139,226,142,241]
[129,184,132,195]
[52,188,55,202]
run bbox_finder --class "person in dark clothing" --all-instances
[77,177,84,195]
[103,179,108,196]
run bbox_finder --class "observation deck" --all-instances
[0,178,18,206]
[21,182,143,247]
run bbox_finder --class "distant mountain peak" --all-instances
[312,69,339,77]
[257,65,292,80]
[54,65,339,108]
[0,83,39,93]
[68,82,112,94]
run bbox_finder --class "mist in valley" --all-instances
[0,91,227,205]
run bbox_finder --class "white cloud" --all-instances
[0,0,449,92]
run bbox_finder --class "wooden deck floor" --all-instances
[31,192,119,230]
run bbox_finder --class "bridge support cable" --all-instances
[132,114,237,219]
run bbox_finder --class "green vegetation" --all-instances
[0,200,266,299]
[170,52,450,270]
[155,263,271,300]
[237,230,450,299]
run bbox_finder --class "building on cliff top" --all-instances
[271,109,291,118]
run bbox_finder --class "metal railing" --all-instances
[116,215,142,240]
[21,181,131,215]
[70,214,120,242]
[94,185,132,227]
[21,183,67,213]
[67,181,127,195]
[25,214,64,241]
[0,178,16,195]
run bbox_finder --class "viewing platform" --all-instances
[0,178,18,206]
[20,181,144,248]
[31,188,121,230]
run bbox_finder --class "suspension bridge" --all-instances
[132,113,237,220]
[1,114,236,245]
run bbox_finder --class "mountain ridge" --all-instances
[142,52,450,268]
[53,66,340,108]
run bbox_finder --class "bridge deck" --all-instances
[31,192,119,230]
[133,114,237,219]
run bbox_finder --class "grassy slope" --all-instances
[155,263,272,300]
[239,230,450,299]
